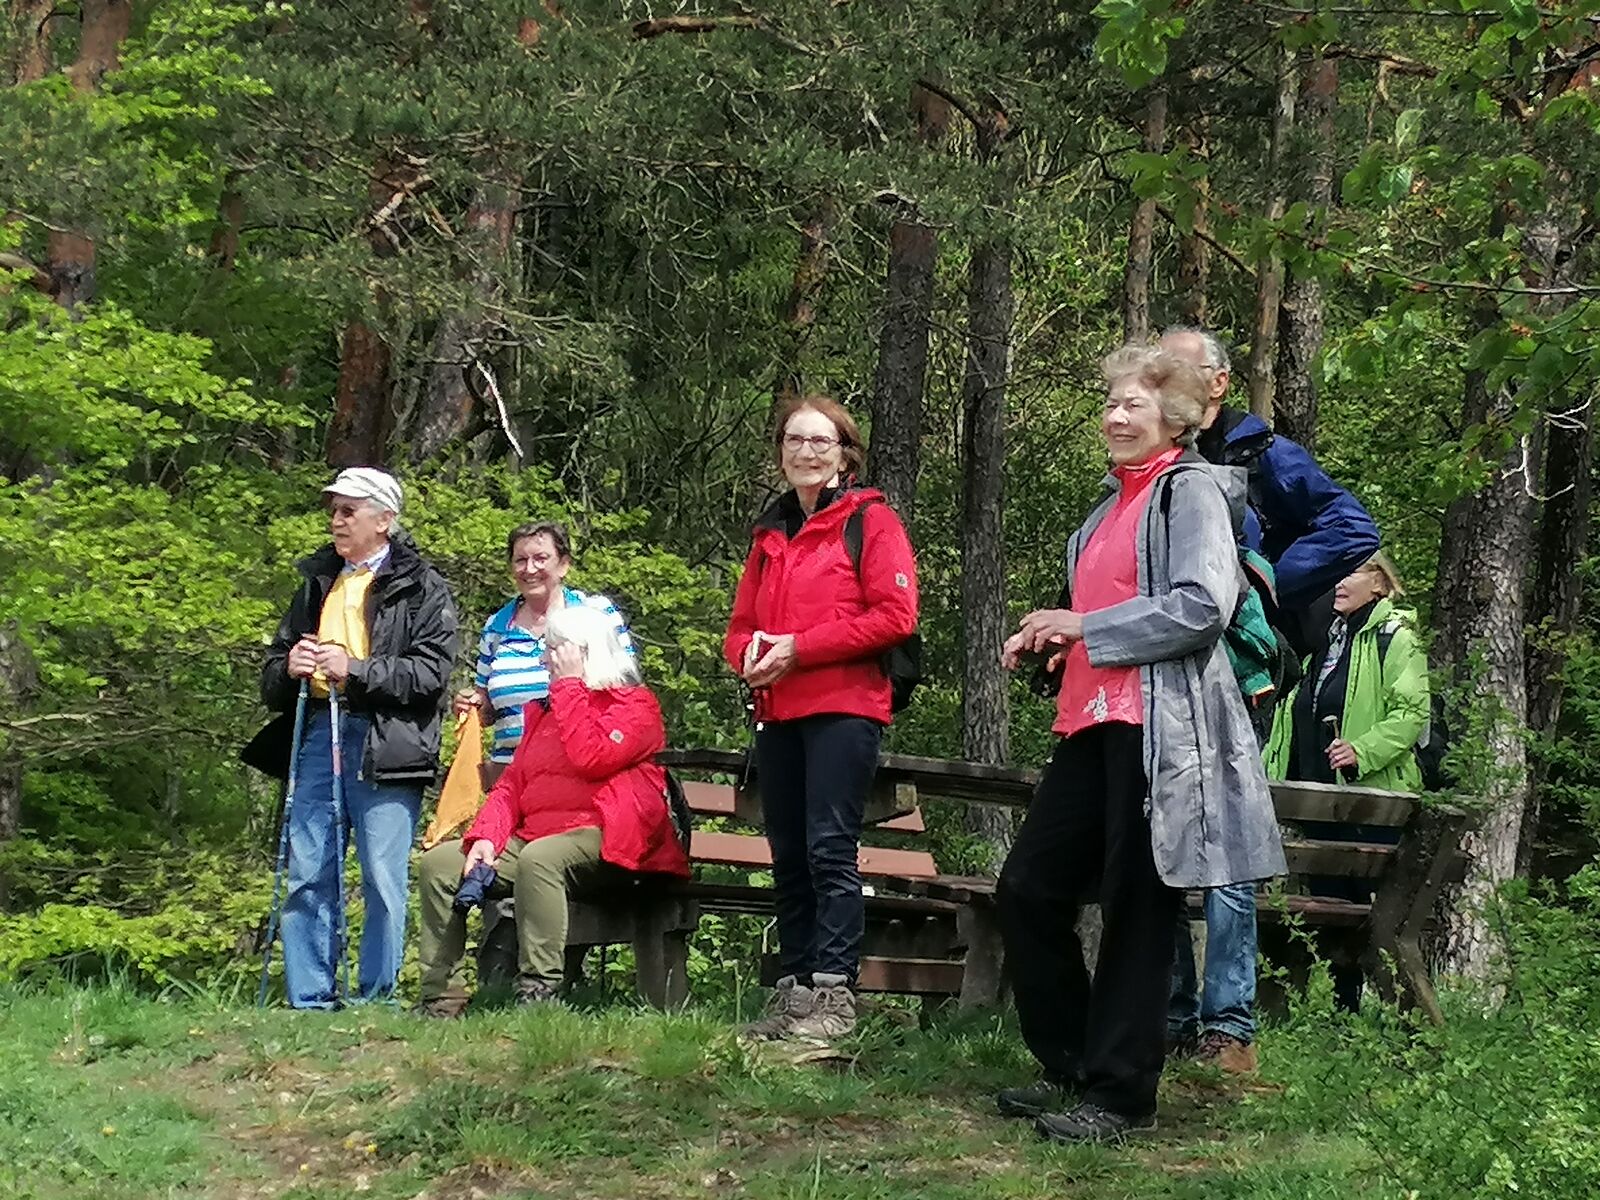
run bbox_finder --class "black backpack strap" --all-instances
[842,499,879,580]
[1376,621,1397,667]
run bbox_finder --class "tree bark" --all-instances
[1175,116,1211,327]
[64,0,130,93]
[1276,56,1338,450]
[328,322,394,468]
[208,183,245,272]
[771,196,835,407]
[1517,211,1593,874]
[0,623,37,909]
[1520,388,1595,873]
[868,84,951,521]
[1122,88,1167,344]
[42,0,132,313]
[1247,47,1297,424]
[410,183,518,463]
[327,157,423,467]
[1431,244,1537,974]
[960,110,1014,868]
[9,0,55,84]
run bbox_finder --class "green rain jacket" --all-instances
[1265,596,1429,793]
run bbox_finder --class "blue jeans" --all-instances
[280,708,422,1009]
[1168,882,1258,1044]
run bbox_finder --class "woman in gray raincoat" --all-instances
[992,344,1285,1144]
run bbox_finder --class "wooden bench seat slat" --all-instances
[1282,838,1398,878]
[688,831,938,879]
[686,880,958,918]
[680,780,925,833]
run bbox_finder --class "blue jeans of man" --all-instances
[755,714,882,984]
[281,708,421,1009]
[1168,882,1258,1044]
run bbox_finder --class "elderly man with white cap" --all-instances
[256,467,459,1008]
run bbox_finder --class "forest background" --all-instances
[1,0,1598,992]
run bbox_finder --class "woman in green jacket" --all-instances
[1265,551,1428,1010]
[1266,552,1429,792]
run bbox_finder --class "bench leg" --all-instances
[957,901,1005,1010]
[1365,808,1471,1025]
[476,897,518,992]
[634,908,692,1010]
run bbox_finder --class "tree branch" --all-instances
[0,251,54,294]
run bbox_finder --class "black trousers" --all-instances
[997,723,1181,1118]
[756,714,882,983]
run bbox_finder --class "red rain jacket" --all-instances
[723,486,919,725]
[462,677,689,877]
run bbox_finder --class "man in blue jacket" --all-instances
[1158,326,1381,1074]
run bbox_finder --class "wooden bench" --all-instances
[473,750,1467,1021]
[472,750,974,1007]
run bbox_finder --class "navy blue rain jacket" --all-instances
[1198,407,1380,612]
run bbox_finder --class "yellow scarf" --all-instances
[311,568,374,697]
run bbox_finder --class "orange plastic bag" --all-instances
[422,708,484,848]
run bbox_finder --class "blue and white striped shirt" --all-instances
[473,588,634,763]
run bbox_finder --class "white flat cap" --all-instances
[323,467,403,515]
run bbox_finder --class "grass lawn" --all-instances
[0,984,1382,1199]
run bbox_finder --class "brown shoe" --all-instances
[1193,1030,1258,1075]
[785,975,857,1043]
[413,994,468,1019]
[741,975,816,1041]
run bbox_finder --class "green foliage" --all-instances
[1264,869,1600,1199]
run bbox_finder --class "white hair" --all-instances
[546,603,642,690]
[361,497,401,536]
[1161,325,1232,375]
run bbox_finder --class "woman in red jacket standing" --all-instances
[414,604,689,1015]
[723,394,919,1044]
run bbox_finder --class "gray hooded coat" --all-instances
[1070,452,1287,888]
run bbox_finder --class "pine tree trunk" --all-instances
[9,0,55,84]
[1432,236,1537,973]
[411,184,518,463]
[1520,389,1595,873]
[1247,47,1297,424]
[960,111,1015,869]
[772,196,836,407]
[1175,116,1211,327]
[1517,211,1593,874]
[327,157,423,466]
[868,84,950,521]
[43,0,131,313]
[1276,56,1337,451]
[329,321,394,468]
[1122,88,1167,344]
[0,623,37,909]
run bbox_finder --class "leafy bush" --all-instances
[1262,867,1600,1200]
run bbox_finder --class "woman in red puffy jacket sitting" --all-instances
[723,393,919,1044]
[415,604,688,1015]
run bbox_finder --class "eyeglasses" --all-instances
[781,434,841,454]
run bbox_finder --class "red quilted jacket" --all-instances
[462,677,689,877]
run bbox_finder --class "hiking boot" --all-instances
[996,1076,1081,1120]
[784,974,857,1043]
[1166,1025,1200,1059]
[1035,1102,1157,1144]
[1193,1030,1258,1075]
[514,978,561,1007]
[740,975,816,1041]
[412,994,468,1019]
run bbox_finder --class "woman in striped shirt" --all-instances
[455,521,634,778]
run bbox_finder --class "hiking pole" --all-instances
[258,678,310,1007]
[328,680,353,1003]
[1322,714,1353,784]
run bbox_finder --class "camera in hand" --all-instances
[453,863,498,912]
